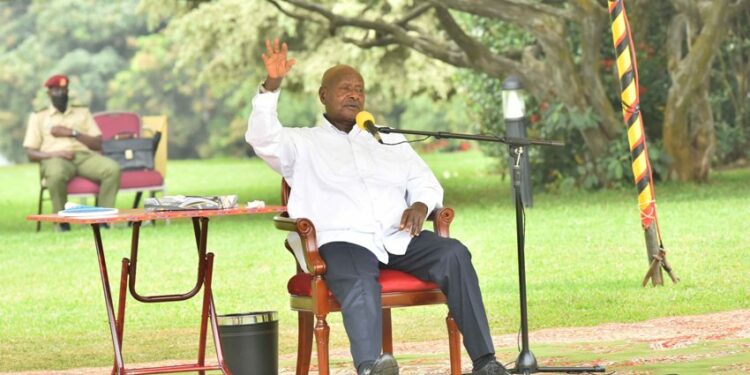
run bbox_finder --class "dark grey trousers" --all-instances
[319,230,495,369]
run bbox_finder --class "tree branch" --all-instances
[267,0,321,23]
[276,0,483,70]
[431,0,575,23]
[342,35,396,48]
[433,6,518,75]
[396,2,434,27]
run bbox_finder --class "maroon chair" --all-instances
[94,112,165,209]
[273,179,462,375]
[36,111,165,231]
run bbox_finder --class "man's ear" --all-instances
[318,86,326,105]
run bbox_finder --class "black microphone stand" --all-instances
[378,127,606,374]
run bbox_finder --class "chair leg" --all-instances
[149,191,157,226]
[446,312,462,375]
[36,187,45,232]
[297,311,313,375]
[314,313,330,375]
[133,191,143,209]
[382,308,393,354]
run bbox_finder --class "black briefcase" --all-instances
[102,132,161,171]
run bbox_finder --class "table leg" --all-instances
[92,223,126,375]
[197,218,210,375]
[95,218,230,375]
[205,252,232,374]
[111,258,130,375]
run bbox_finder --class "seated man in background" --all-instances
[23,74,120,231]
[246,39,509,375]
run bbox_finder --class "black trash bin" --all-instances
[218,311,278,375]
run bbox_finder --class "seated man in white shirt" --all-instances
[247,38,509,375]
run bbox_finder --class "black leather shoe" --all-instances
[359,353,399,375]
[472,360,511,375]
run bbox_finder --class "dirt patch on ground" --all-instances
[6,310,750,374]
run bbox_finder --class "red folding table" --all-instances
[28,206,285,375]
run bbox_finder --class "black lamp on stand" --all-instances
[502,76,533,208]
[502,77,605,375]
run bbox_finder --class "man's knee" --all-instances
[99,159,121,180]
[45,175,70,189]
[328,272,381,293]
[44,169,71,187]
[103,158,120,175]
[441,238,472,264]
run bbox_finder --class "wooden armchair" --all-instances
[273,179,462,375]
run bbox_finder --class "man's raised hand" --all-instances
[262,38,296,91]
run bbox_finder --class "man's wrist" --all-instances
[412,202,428,213]
[261,77,282,92]
[71,129,78,138]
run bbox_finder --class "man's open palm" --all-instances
[262,38,296,79]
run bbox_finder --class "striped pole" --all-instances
[608,0,678,286]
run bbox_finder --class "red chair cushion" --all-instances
[66,176,100,194]
[120,170,163,189]
[287,269,440,297]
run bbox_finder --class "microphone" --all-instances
[355,111,383,144]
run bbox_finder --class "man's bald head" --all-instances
[321,65,363,89]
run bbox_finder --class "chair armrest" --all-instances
[428,207,455,238]
[273,215,327,276]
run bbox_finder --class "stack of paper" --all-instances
[58,203,118,217]
[144,195,238,211]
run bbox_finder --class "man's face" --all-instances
[319,69,365,126]
[47,87,69,112]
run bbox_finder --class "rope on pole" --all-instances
[608,0,678,286]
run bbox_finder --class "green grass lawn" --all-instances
[0,151,748,372]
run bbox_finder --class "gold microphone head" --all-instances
[356,111,375,129]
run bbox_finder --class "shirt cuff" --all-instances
[412,195,440,217]
[253,84,281,110]
[258,82,280,94]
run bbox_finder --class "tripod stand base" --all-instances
[508,348,605,374]
[510,366,606,374]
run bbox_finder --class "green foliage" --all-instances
[0,0,147,162]
[458,9,678,190]
[1,0,472,161]
[134,0,475,157]
[710,12,750,164]
[2,0,744,182]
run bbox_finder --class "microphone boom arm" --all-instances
[376,127,564,148]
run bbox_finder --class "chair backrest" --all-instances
[93,111,141,141]
[142,115,169,178]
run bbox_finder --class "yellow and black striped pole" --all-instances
[609,0,678,286]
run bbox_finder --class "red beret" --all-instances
[44,74,69,89]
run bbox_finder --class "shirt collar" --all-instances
[320,114,363,136]
[49,104,72,116]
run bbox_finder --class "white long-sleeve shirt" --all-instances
[246,89,443,266]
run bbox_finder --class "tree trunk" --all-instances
[516,6,619,181]
[663,0,732,181]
